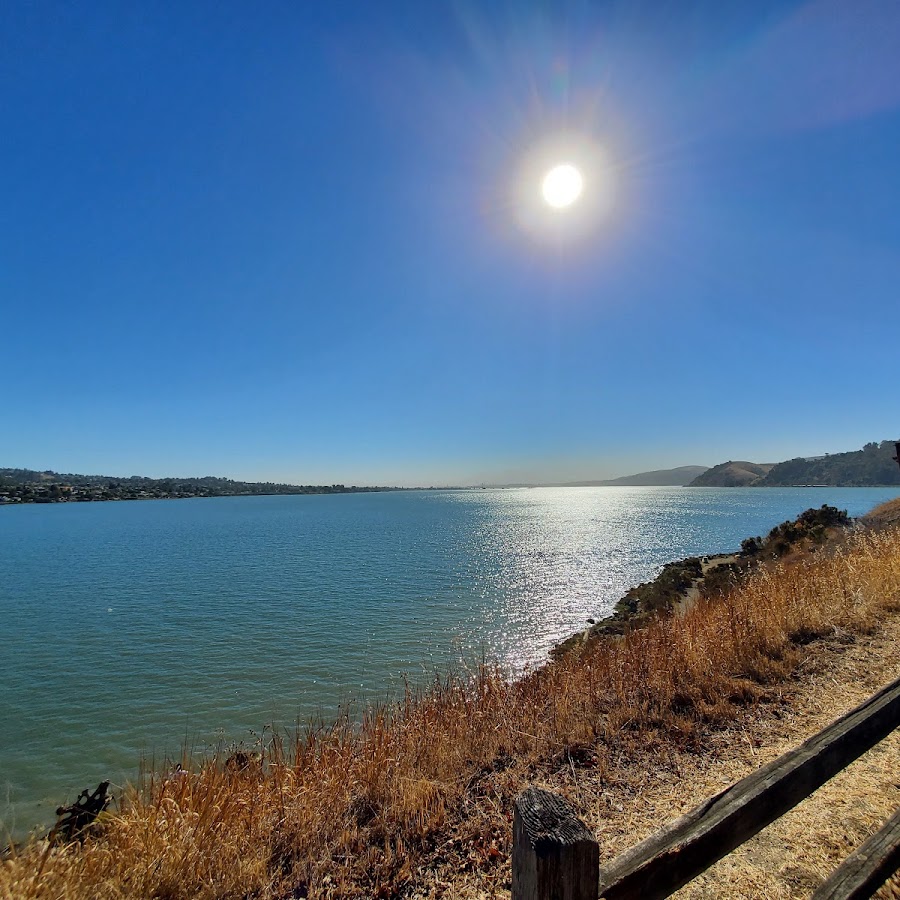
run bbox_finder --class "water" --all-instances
[1,486,898,836]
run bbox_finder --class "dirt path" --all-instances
[437,611,900,899]
[674,616,900,899]
[679,553,740,615]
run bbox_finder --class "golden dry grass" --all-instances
[863,497,900,530]
[3,525,900,900]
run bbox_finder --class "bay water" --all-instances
[2,486,898,836]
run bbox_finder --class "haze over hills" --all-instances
[4,440,898,501]
[690,441,900,488]
[560,465,709,487]
[689,461,775,487]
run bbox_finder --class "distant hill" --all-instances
[563,466,709,487]
[759,441,900,486]
[690,461,775,487]
[689,441,900,487]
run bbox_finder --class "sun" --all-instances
[512,136,613,238]
[541,163,583,209]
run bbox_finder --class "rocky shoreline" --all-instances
[551,503,853,659]
[551,552,740,658]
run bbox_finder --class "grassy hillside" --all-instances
[759,441,900,486]
[690,440,900,487]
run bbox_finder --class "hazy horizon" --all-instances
[3,2,898,485]
[8,435,896,488]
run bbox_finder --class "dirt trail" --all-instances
[439,612,900,899]
[679,553,739,615]
[673,616,900,900]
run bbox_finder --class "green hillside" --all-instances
[759,441,900,486]
[689,441,900,488]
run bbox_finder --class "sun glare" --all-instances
[541,164,583,209]
[512,135,613,239]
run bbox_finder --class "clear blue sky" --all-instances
[3,0,899,486]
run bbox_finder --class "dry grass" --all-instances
[3,525,900,900]
[863,497,900,530]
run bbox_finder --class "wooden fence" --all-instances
[512,674,900,900]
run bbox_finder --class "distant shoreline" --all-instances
[4,482,899,507]
[0,486,395,506]
[0,466,420,505]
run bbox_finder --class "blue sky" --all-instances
[3,0,899,486]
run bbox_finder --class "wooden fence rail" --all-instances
[512,674,900,900]
[810,807,900,900]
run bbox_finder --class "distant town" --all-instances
[0,469,397,504]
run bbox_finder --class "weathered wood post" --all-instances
[512,787,599,900]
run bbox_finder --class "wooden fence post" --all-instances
[512,787,599,900]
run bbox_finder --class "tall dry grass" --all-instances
[3,526,900,899]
